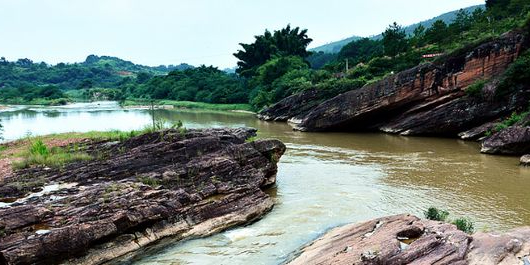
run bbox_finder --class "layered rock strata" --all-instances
[0,128,286,265]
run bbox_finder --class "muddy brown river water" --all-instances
[1,102,529,265]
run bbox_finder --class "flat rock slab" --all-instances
[0,128,286,265]
[287,214,470,265]
[287,214,530,265]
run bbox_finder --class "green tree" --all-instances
[234,25,312,77]
[338,38,384,65]
[424,20,448,44]
[411,24,426,47]
[250,56,309,108]
[382,22,409,57]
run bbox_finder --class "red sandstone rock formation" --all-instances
[287,214,530,265]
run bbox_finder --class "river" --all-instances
[1,101,529,265]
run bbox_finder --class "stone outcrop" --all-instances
[0,128,286,265]
[259,31,528,139]
[258,89,328,122]
[287,214,530,265]
[481,126,530,155]
[294,32,527,133]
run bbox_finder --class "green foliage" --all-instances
[120,100,252,111]
[465,79,487,97]
[452,218,475,233]
[306,52,337,69]
[493,111,530,132]
[424,20,449,44]
[382,22,409,57]
[249,56,310,108]
[129,66,248,104]
[13,140,92,169]
[29,140,49,156]
[338,38,384,65]
[234,25,312,78]
[496,51,530,97]
[424,207,475,234]
[424,207,450,221]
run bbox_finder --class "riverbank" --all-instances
[120,99,254,112]
[0,98,71,106]
[0,99,254,113]
[0,128,285,264]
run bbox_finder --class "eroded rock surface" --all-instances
[294,32,527,133]
[287,214,530,265]
[0,128,286,265]
[258,32,528,140]
[287,214,470,265]
[481,126,530,155]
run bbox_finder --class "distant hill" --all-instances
[83,55,194,75]
[0,55,196,90]
[310,36,363,54]
[310,4,485,54]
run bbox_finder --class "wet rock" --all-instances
[0,128,286,265]
[287,214,530,265]
[520,155,530,166]
[481,126,530,155]
[459,120,499,141]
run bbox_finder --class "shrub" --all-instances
[496,51,530,97]
[29,140,49,156]
[466,79,487,97]
[452,218,475,234]
[493,110,530,132]
[424,207,475,234]
[424,207,450,221]
[13,140,92,169]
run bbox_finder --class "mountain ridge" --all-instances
[310,4,485,54]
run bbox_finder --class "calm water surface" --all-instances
[1,101,529,265]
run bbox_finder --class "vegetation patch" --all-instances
[465,79,487,97]
[424,207,475,234]
[12,139,92,169]
[120,100,253,112]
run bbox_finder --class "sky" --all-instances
[0,0,485,69]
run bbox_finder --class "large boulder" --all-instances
[287,214,470,265]
[0,128,286,265]
[287,214,530,265]
[481,126,530,155]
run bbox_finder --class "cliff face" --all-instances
[261,32,528,137]
[287,214,530,265]
[0,128,285,265]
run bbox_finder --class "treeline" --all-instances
[236,0,529,109]
[0,0,528,110]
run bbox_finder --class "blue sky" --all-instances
[0,0,485,68]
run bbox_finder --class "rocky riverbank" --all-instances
[259,31,530,160]
[0,128,285,265]
[287,214,530,265]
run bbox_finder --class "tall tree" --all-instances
[234,25,312,77]
[424,20,449,44]
[382,22,408,57]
